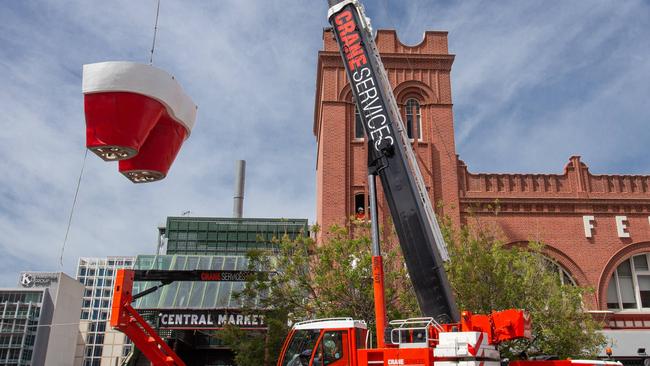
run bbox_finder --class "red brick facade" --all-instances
[314,29,650,327]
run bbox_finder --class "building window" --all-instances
[404,99,421,140]
[96,322,106,332]
[607,253,650,310]
[354,193,366,220]
[542,257,576,286]
[354,107,364,139]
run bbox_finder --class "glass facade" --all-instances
[0,290,42,365]
[75,257,135,366]
[123,216,308,362]
[164,217,308,255]
[133,254,255,309]
[132,254,264,355]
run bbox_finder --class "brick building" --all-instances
[314,28,650,361]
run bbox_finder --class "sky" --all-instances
[0,0,648,286]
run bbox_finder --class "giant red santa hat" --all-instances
[82,61,197,183]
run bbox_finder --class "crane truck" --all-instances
[108,1,622,365]
[274,1,622,366]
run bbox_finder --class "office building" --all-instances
[0,272,83,366]
[74,257,135,366]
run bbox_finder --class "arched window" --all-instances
[606,252,650,310]
[354,107,364,139]
[405,99,421,140]
[542,257,576,286]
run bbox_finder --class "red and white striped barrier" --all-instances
[82,61,197,183]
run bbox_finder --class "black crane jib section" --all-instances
[328,1,460,323]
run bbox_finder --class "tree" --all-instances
[219,221,418,366]
[442,218,607,359]
[218,308,289,366]
[220,216,606,364]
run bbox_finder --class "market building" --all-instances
[129,216,308,365]
[0,272,83,366]
[313,28,650,363]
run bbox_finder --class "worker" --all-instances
[355,207,366,220]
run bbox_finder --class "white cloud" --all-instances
[0,1,325,284]
[0,0,648,285]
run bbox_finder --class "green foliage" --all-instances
[220,216,606,364]
[218,222,418,366]
[218,308,289,366]
[442,220,607,359]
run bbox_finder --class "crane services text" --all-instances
[334,8,395,152]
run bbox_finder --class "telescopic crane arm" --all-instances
[327,0,460,323]
[112,2,524,365]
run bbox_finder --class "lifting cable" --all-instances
[58,149,88,268]
[58,1,162,268]
[149,0,162,65]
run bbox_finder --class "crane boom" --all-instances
[327,0,460,323]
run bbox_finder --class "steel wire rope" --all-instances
[149,0,161,65]
[57,1,163,269]
[58,149,88,268]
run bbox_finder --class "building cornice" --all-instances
[460,197,650,215]
[458,156,650,200]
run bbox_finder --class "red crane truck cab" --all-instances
[277,315,508,366]
[278,318,368,366]
[277,316,624,366]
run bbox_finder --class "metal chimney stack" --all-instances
[233,160,246,218]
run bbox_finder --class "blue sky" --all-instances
[0,0,648,286]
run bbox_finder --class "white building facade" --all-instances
[74,257,135,366]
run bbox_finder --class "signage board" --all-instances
[157,309,266,330]
[19,272,59,288]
